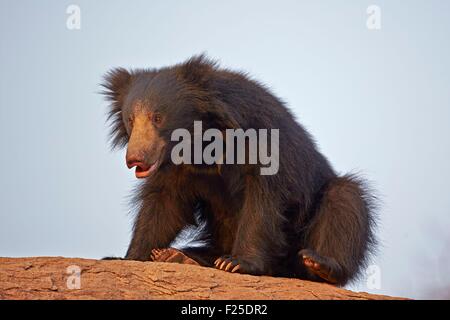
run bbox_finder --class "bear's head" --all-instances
[101,55,237,179]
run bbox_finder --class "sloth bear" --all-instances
[101,55,377,285]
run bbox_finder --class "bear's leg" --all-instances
[299,175,377,285]
[125,193,194,261]
[215,176,287,275]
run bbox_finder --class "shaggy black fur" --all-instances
[101,55,377,285]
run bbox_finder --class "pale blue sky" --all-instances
[0,0,449,299]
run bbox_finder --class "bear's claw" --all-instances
[150,248,200,265]
[214,256,241,273]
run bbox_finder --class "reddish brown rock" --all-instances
[0,257,403,300]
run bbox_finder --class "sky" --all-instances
[0,0,449,299]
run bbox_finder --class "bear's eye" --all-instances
[128,117,134,128]
[152,113,162,125]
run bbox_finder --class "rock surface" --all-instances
[0,257,402,300]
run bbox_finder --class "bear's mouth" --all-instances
[134,161,159,179]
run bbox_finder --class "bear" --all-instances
[101,55,377,285]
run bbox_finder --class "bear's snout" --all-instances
[126,155,158,179]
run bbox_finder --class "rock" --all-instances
[0,257,403,300]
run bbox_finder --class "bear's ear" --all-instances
[101,68,132,149]
[102,68,131,105]
[177,54,217,88]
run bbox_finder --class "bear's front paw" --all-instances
[214,255,264,275]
